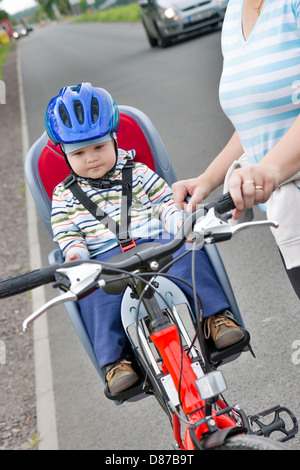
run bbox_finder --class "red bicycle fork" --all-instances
[150,324,236,449]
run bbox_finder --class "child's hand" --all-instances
[65,253,82,262]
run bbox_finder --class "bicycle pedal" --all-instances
[249,405,298,442]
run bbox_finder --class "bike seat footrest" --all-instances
[104,380,151,403]
[208,329,251,365]
[249,405,298,442]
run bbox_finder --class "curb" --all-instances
[17,43,59,450]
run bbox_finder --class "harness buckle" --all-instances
[120,238,136,252]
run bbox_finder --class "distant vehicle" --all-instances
[13,25,28,40]
[139,0,228,47]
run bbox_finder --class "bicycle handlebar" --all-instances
[0,265,60,299]
[0,193,237,300]
[203,191,235,215]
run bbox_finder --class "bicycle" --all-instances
[0,192,297,450]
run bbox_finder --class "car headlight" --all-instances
[13,32,19,39]
[158,6,179,20]
[164,7,178,19]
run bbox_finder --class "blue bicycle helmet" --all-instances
[45,83,120,146]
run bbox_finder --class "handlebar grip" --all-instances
[204,192,235,215]
[0,265,59,299]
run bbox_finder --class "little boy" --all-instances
[47,83,245,394]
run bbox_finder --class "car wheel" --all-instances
[153,21,171,48]
[142,19,159,47]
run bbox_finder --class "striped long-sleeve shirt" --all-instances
[51,150,184,259]
[219,0,300,165]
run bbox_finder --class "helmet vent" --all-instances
[70,84,81,92]
[91,97,99,123]
[59,103,72,128]
[74,100,84,124]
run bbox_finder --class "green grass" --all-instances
[0,42,12,79]
[74,3,141,23]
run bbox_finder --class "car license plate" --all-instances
[188,9,213,23]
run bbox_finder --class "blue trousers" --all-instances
[78,236,229,368]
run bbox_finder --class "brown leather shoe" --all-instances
[105,359,139,394]
[204,311,245,349]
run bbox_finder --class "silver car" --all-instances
[140,0,228,47]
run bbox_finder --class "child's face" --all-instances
[67,140,116,179]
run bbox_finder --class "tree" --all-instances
[35,0,71,19]
[0,10,9,21]
[56,0,71,14]
[0,0,9,21]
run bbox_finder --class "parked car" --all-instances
[139,0,228,47]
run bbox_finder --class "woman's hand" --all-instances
[228,164,279,219]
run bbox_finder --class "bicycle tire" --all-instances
[212,434,290,450]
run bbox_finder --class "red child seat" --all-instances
[38,111,158,200]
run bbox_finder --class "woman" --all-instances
[173,0,300,299]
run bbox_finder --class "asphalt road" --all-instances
[19,20,300,450]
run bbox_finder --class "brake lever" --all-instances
[23,291,77,331]
[193,208,279,244]
[56,263,103,295]
[193,208,232,243]
[23,263,103,331]
[231,219,279,236]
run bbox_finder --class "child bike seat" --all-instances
[25,105,249,393]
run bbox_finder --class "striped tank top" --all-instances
[219,0,300,165]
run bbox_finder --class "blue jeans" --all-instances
[78,235,229,368]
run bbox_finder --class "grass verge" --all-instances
[74,3,141,23]
[0,42,12,79]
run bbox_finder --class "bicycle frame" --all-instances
[151,324,238,449]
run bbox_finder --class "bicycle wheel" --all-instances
[214,434,290,450]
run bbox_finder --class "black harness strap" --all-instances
[63,160,136,252]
